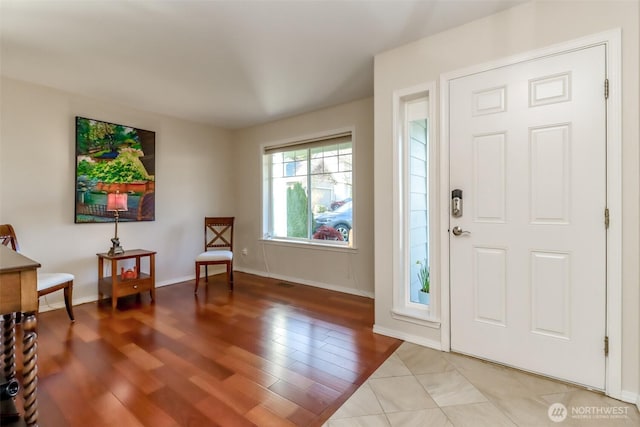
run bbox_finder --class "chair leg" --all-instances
[229,263,234,291]
[205,265,209,282]
[63,282,75,322]
[195,263,200,293]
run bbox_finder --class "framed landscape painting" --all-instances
[75,116,156,223]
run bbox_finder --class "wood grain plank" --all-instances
[224,373,299,419]
[189,374,259,415]
[215,353,279,388]
[268,379,332,414]
[194,395,256,427]
[147,385,213,426]
[113,358,165,395]
[119,342,164,370]
[103,373,179,427]
[245,404,299,427]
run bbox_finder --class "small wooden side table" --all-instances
[96,249,156,310]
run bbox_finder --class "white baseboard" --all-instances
[618,390,640,406]
[39,294,97,313]
[156,275,194,288]
[235,267,374,298]
[372,324,442,351]
[39,268,371,314]
[236,267,271,277]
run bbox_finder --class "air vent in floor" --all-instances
[277,282,295,288]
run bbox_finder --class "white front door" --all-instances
[449,45,607,389]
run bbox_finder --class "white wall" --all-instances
[374,0,639,397]
[0,77,234,308]
[231,97,375,297]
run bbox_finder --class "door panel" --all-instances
[450,45,606,389]
[474,247,507,326]
[474,133,506,222]
[530,124,570,223]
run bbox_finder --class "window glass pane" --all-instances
[410,135,426,162]
[272,177,308,238]
[310,146,324,156]
[331,172,352,189]
[310,158,324,174]
[310,176,332,214]
[322,145,339,157]
[294,160,308,176]
[271,152,283,163]
[410,191,426,211]
[339,143,352,155]
[339,154,352,172]
[313,199,352,242]
[410,174,426,193]
[311,169,352,242]
[283,151,296,162]
[272,162,283,178]
[408,118,429,305]
[322,156,339,173]
[284,161,296,177]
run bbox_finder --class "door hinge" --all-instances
[604,336,609,356]
[604,79,609,99]
[604,208,610,229]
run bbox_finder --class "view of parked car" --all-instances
[330,197,352,211]
[314,201,352,241]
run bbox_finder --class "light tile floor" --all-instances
[324,342,640,426]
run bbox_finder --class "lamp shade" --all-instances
[106,192,128,212]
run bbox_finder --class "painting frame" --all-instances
[75,116,156,224]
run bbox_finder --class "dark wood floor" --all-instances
[11,272,402,426]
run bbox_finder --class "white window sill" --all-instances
[260,237,358,253]
[391,308,441,328]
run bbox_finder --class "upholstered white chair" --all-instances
[0,224,75,321]
[195,217,234,293]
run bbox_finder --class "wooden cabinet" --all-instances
[0,245,40,426]
[97,249,156,310]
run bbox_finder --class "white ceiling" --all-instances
[1,0,526,129]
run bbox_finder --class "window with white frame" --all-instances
[263,132,353,245]
[392,82,438,323]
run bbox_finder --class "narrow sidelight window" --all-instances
[392,82,437,323]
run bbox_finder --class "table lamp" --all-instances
[107,191,128,256]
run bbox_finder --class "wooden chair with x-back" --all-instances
[194,217,234,293]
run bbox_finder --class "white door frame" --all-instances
[439,29,622,399]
